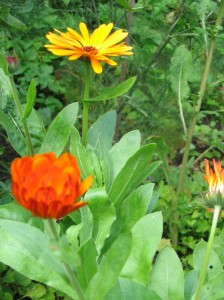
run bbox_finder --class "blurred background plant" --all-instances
[1,0,224,298]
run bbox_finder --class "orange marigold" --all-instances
[44,22,133,74]
[11,152,93,219]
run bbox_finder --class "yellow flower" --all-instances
[45,22,133,74]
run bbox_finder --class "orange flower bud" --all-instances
[11,152,93,219]
[202,159,224,212]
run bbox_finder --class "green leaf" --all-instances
[103,183,155,253]
[0,53,8,74]
[76,238,98,290]
[108,144,161,206]
[149,247,185,300]
[86,77,136,102]
[85,188,116,252]
[22,79,36,121]
[86,233,132,300]
[0,68,13,97]
[121,212,163,285]
[0,109,26,155]
[87,110,116,158]
[79,206,93,247]
[70,127,94,180]
[169,45,193,99]
[108,130,141,187]
[0,219,77,299]
[119,278,161,300]
[0,203,44,230]
[193,240,223,280]
[4,14,27,30]
[117,0,133,11]
[184,270,198,300]
[39,103,78,156]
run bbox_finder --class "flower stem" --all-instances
[194,205,221,300]
[82,62,91,146]
[47,219,86,300]
[10,76,34,156]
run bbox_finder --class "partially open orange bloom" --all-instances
[44,22,133,74]
[204,159,224,195]
[11,152,93,219]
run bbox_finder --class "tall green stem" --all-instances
[82,62,91,146]
[194,205,221,300]
[171,0,224,246]
[10,76,34,156]
[47,219,86,300]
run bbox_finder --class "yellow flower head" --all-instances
[45,22,133,74]
[203,159,224,210]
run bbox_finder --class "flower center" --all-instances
[83,46,98,55]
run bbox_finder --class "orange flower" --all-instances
[11,152,93,219]
[203,159,224,211]
[44,22,133,73]
[204,159,224,195]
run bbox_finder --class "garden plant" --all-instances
[0,0,224,299]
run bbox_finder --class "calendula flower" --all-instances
[203,159,224,210]
[11,152,93,219]
[44,22,133,74]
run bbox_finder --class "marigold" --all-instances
[44,22,133,74]
[11,152,93,219]
[203,159,224,210]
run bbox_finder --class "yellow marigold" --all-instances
[11,152,93,219]
[44,22,133,74]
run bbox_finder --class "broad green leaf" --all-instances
[121,212,163,285]
[0,53,9,74]
[0,202,43,229]
[85,188,116,252]
[169,45,193,99]
[70,127,94,180]
[104,280,124,300]
[87,147,103,187]
[0,87,8,109]
[117,0,133,11]
[149,247,185,300]
[87,110,116,158]
[119,278,161,300]
[108,143,161,206]
[79,206,93,247]
[184,270,198,300]
[200,272,224,299]
[103,183,155,253]
[76,238,98,290]
[0,107,45,156]
[86,77,136,102]
[4,14,27,30]
[108,130,141,186]
[39,103,78,156]
[0,68,13,97]
[22,79,36,121]
[0,109,26,155]
[193,240,223,280]
[0,219,77,299]
[86,233,132,300]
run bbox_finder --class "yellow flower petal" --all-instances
[68,53,83,60]
[79,22,90,44]
[90,57,102,73]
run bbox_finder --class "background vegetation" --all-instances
[1,0,224,299]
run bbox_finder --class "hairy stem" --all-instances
[194,205,221,300]
[82,62,91,146]
[47,219,86,300]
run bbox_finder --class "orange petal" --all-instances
[79,175,94,197]
[90,57,102,73]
